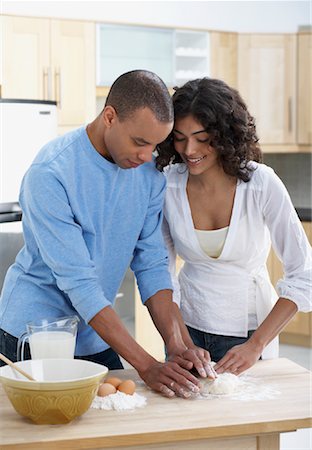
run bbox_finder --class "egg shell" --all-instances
[117,379,136,395]
[97,383,117,397]
[105,376,122,388]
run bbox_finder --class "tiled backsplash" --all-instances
[263,153,311,209]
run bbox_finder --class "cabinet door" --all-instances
[1,16,50,100]
[270,222,311,344]
[50,20,95,129]
[134,282,165,361]
[97,24,174,87]
[297,33,312,145]
[238,34,297,145]
[210,32,238,88]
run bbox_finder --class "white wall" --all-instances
[2,0,310,33]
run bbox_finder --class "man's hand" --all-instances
[214,340,263,375]
[168,347,217,379]
[138,360,201,398]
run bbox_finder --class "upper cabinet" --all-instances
[210,32,238,88]
[297,33,312,145]
[1,15,310,152]
[238,34,297,148]
[96,24,237,92]
[1,15,96,133]
[174,30,209,85]
[97,24,174,86]
[1,16,50,100]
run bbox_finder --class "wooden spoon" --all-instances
[0,353,36,381]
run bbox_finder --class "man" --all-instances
[0,70,215,397]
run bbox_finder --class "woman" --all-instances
[156,78,311,375]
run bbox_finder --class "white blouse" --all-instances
[163,162,312,359]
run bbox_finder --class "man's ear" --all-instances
[102,105,117,128]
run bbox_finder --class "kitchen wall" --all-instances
[264,153,312,209]
[2,1,310,32]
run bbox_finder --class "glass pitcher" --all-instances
[17,315,79,360]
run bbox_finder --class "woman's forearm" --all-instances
[248,297,298,352]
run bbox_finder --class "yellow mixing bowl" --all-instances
[0,358,108,424]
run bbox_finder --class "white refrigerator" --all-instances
[0,99,57,232]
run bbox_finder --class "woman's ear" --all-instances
[102,105,117,128]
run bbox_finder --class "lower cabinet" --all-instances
[134,257,184,361]
[267,221,312,347]
[135,283,165,361]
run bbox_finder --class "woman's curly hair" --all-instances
[156,78,262,182]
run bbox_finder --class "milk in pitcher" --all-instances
[29,331,76,359]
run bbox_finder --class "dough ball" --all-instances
[201,372,241,395]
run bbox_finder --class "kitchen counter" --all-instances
[0,358,311,450]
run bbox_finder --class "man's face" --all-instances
[103,107,173,169]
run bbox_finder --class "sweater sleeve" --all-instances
[261,167,312,312]
[20,165,111,323]
[162,216,181,306]
[130,174,173,303]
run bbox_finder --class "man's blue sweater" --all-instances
[0,127,172,355]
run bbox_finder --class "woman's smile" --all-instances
[184,155,207,165]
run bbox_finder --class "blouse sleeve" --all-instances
[262,167,312,312]
[162,216,181,306]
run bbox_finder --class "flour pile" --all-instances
[196,373,281,402]
[91,391,147,411]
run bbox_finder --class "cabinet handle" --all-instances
[55,68,62,109]
[43,68,52,100]
[43,68,48,100]
[288,98,292,133]
[47,67,52,101]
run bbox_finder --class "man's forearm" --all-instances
[145,289,193,354]
[89,305,156,373]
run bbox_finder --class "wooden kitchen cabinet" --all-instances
[297,32,312,145]
[238,34,297,151]
[1,15,96,133]
[210,31,238,88]
[1,16,50,100]
[135,283,165,361]
[134,256,184,361]
[268,221,312,347]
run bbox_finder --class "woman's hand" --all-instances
[214,340,264,375]
[168,346,217,379]
[138,360,201,398]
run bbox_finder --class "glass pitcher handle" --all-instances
[17,332,29,361]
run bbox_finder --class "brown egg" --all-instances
[117,379,136,395]
[105,376,122,388]
[97,383,117,397]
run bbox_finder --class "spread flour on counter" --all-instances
[91,391,147,411]
[197,373,281,402]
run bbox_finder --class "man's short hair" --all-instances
[105,70,173,123]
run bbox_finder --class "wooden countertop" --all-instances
[0,358,311,450]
